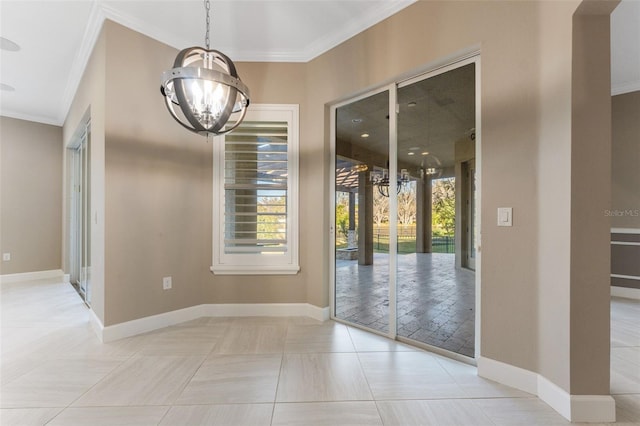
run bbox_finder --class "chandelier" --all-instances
[371,168,410,197]
[160,0,250,136]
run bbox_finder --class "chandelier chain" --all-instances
[204,0,211,50]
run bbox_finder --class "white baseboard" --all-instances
[89,308,105,343]
[570,395,616,423]
[0,269,63,284]
[102,305,207,343]
[611,286,640,300]
[477,356,538,395]
[537,375,572,420]
[99,303,330,343]
[480,356,616,423]
[538,375,615,422]
[307,304,331,321]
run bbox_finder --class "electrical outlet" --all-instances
[2,253,10,261]
[162,276,172,290]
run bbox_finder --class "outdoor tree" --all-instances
[373,191,389,226]
[432,178,455,236]
[397,182,417,225]
[335,192,350,239]
[257,195,287,240]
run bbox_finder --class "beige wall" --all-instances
[0,117,63,275]
[67,0,615,398]
[101,22,309,325]
[569,8,615,395]
[203,62,308,305]
[612,91,640,229]
[309,0,562,376]
[308,0,613,395]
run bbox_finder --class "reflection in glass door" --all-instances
[334,90,391,334]
[332,59,478,359]
[395,63,476,357]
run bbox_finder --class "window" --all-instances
[211,104,299,274]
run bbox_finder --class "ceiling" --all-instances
[0,0,638,127]
[336,63,475,189]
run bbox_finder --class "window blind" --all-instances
[224,121,288,254]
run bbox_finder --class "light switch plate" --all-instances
[498,207,513,227]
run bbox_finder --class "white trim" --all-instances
[612,80,640,96]
[58,1,104,125]
[98,1,416,63]
[569,395,616,423]
[474,56,482,359]
[0,110,60,126]
[202,303,329,321]
[89,308,105,343]
[477,356,538,395]
[611,227,640,234]
[300,0,416,62]
[328,103,337,321]
[478,356,616,423]
[102,305,207,342]
[537,375,571,420]
[611,286,640,300]
[210,265,300,275]
[538,376,615,423]
[0,269,64,284]
[98,303,329,342]
[212,104,300,275]
[612,273,640,281]
[388,82,398,341]
[308,305,331,322]
[611,241,640,246]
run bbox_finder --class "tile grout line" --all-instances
[269,323,289,426]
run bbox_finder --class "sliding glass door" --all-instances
[69,127,91,304]
[334,89,391,335]
[394,63,476,357]
[332,59,478,358]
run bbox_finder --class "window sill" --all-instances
[210,265,300,275]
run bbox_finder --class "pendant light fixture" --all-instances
[160,0,250,136]
[371,168,410,197]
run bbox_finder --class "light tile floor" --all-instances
[335,253,475,357]
[0,278,639,425]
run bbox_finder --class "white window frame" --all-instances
[211,104,300,275]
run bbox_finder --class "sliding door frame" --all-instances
[330,52,482,361]
[329,83,397,340]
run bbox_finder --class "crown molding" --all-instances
[612,79,640,96]
[58,1,105,127]
[300,0,416,62]
[0,110,61,127]
[51,0,416,125]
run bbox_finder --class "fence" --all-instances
[372,226,455,254]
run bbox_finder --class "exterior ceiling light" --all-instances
[160,0,250,136]
[361,133,370,138]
